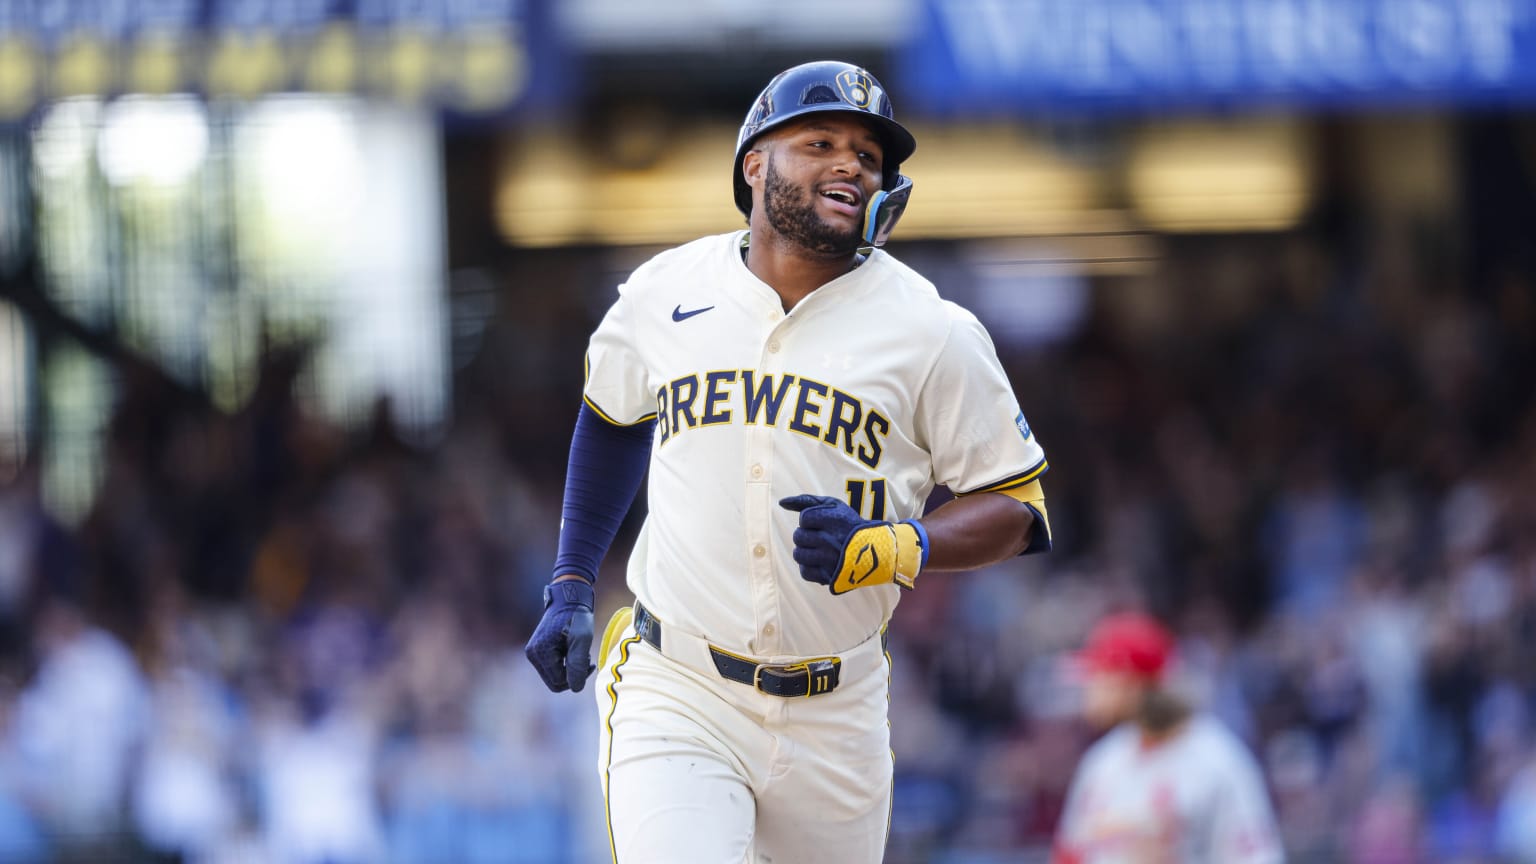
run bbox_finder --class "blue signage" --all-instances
[899,0,1536,113]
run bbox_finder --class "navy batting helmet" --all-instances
[733,61,917,247]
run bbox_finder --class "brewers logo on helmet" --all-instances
[836,69,876,108]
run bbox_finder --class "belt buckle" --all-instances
[754,657,841,697]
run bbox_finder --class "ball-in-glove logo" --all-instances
[836,69,876,108]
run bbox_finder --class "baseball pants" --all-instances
[594,608,893,864]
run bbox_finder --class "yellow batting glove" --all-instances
[780,495,930,595]
[830,520,926,593]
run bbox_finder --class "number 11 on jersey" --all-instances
[845,478,887,521]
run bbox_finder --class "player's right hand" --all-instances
[525,578,597,693]
[780,494,928,594]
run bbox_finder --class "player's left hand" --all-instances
[779,495,928,594]
[525,578,597,693]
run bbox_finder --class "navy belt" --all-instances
[635,602,873,698]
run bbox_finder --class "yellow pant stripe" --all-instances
[602,634,643,863]
[883,625,895,849]
[599,607,635,674]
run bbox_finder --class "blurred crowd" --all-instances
[884,223,1536,863]
[0,216,1534,863]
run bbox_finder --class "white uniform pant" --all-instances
[594,614,893,864]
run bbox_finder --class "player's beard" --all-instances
[763,160,863,257]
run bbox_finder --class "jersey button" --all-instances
[750,464,764,479]
[763,624,776,636]
[752,544,767,558]
[767,341,780,353]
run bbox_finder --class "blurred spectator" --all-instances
[11,595,149,855]
[0,677,48,863]
[0,469,79,665]
[131,583,242,861]
[254,688,385,864]
[1350,776,1423,864]
[1497,755,1536,863]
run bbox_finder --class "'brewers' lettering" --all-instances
[823,389,863,455]
[669,374,699,434]
[789,378,829,439]
[657,368,889,469]
[742,371,794,425]
[701,371,737,425]
[857,410,889,469]
[655,385,670,444]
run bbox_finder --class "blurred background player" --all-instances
[1053,612,1284,864]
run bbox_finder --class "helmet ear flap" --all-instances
[862,175,913,248]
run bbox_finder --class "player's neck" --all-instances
[743,229,862,312]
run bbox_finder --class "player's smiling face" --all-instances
[753,115,885,255]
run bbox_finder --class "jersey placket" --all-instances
[744,300,787,656]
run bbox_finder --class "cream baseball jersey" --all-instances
[1055,715,1284,864]
[581,230,1047,658]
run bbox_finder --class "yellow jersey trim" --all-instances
[583,393,657,427]
[957,458,1049,496]
[583,353,657,427]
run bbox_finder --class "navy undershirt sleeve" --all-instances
[552,403,655,584]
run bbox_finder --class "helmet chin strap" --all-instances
[861,175,914,247]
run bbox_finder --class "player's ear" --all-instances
[742,146,768,193]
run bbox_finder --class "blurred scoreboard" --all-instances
[0,0,565,120]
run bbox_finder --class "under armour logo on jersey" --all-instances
[672,304,715,322]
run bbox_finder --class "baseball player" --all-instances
[1053,612,1285,864]
[524,60,1052,863]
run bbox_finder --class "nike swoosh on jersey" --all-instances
[672,304,715,322]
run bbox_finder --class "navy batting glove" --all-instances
[525,579,597,693]
[780,495,928,594]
